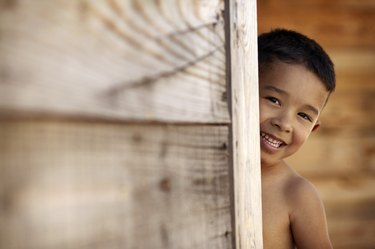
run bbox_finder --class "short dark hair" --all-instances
[258,28,335,92]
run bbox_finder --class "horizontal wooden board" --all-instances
[330,49,375,75]
[0,120,232,249]
[336,72,375,90]
[310,176,375,206]
[285,131,375,177]
[258,0,375,49]
[329,219,375,249]
[0,0,229,123]
[319,87,375,131]
[258,0,375,9]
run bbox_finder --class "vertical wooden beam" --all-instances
[227,0,263,248]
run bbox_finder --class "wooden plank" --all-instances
[329,219,375,249]
[257,0,375,9]
[0,120,232,249]
[310,176,375,206]
[227,0,263,248]
[319,87,375,131]
[330,49,375,75]
[285,132,375,177]
[257,0,375,49]
[0,0,229,123]
[336,72,375,89]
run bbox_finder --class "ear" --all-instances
[312,120,321,132]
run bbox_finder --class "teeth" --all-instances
[261,132,283,148]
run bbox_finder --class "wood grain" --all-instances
[0,120,232,249]
[257,0,375,49]
[309,176,375,205]
[330,49,375,75]
[228,0,263,248]
[0,0,229,123]
[328,219,375,249]
[320,88,375,131]
[286,132,375,177]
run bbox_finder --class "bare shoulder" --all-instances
[285,169,325,226]
[285,171,321,208]
[285,167,333,249]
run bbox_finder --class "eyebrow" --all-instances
[264,85,288,96]
[264,85,320,115]
[305,105,319,116]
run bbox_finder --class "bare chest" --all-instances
[262,185,294,249]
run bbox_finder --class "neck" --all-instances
[261,160,287,176]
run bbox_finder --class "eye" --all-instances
[298,112,313,122]
[265,96,280,106]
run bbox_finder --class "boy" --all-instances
[258,29,335,249]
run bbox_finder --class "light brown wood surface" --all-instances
[228,0,263,248]
[258,0,375,49]
[0,0,228,123]
[286,132,375,176]
[0,120,232,249]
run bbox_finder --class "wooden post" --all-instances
[228,0,263,248]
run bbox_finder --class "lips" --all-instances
[260,132,286,149]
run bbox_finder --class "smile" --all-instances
[260,132,286,148]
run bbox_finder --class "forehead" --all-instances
[259,60,329,110]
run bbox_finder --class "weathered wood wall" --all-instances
[0,121,232,248]
[258,0,375,248]
[0,0,228,123]
[0,0,262,248]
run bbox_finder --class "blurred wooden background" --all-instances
[258,0,375,248]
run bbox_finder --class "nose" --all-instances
[271,114,292,133]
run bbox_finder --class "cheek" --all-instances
[292,128,311,147]
[259,110,265,123]
[259,102,271,123]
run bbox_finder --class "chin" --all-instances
[260,154,281,167]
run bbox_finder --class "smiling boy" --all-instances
[258,29,335,249]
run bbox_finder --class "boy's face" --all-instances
[259,60,329,167]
